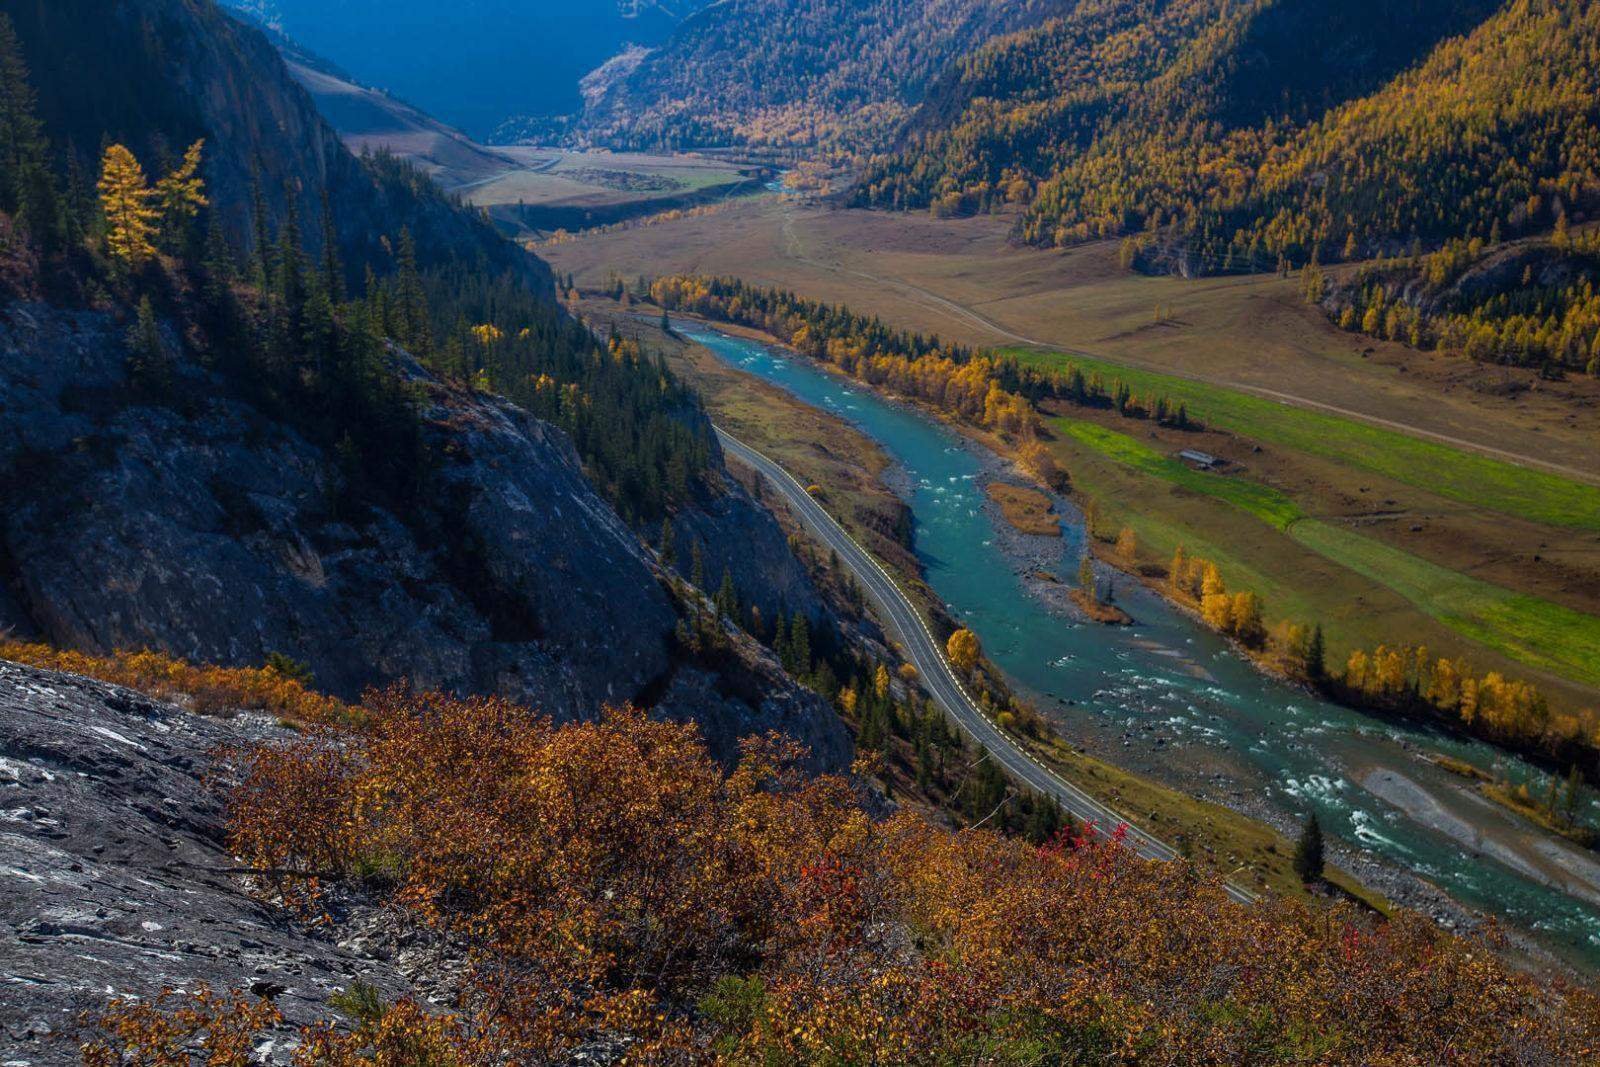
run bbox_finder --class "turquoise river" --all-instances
[683,323,1600,972]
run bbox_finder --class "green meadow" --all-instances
[1052,415,1600,688]
[1016,347,1600,531]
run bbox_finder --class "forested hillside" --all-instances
[861,0,1599,284]
[0,0,856,764]
[577,0,1070,153]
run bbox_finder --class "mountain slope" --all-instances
[222,0,714,138]
[862,0,1591,275]
[3,0,537,288]
[0,0,853,767]
[577,0,1072,153]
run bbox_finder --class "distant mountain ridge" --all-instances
[217,0,718,138]
[575,0,1073,152]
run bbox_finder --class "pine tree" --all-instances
[274,194,306,314]
[715,567,738,619]
[396,227,431,356]
[0,14,44,214]
[98,144,158,267]
[789,612,811,675]
[318,188,344,304]
[658,517,676,567]
[690,538,705,589]
[249,173,272,288]
[1293,813,1325,883]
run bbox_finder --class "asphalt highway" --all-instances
[717,426,1257,905]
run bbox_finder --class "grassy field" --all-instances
[1053,417,1304,530]
[1289,522,1600,688]
[1052,411,1600,691]
[1022,349,1600,532]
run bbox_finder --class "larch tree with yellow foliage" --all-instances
[946,628,980,674]
[154,139,206,250]
[1115,525,1137,562]
[98,143,158,267]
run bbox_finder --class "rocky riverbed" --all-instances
[962,453,1506,949]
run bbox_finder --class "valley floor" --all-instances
[546,199,1600,720]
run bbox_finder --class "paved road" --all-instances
[716,427,1257,904]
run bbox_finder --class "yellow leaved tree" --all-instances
[946,627,980,674]
[98,143,158,267]
[154,138,207,246]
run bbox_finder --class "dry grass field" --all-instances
[986,482,1062,537]
[458,148,759,236]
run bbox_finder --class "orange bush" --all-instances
[0,641,351,724]
[80,985,282,1067]
[205,686,1600,1064]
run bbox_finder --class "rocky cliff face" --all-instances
[0,660,421,1063]
[0,300,851,772]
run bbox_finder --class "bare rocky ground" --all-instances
[0,660,442,1065]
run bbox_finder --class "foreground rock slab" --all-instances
[0,661,410,1065]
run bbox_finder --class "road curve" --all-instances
[716,426,1257,904]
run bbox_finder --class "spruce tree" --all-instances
[318,188,344,304]
[126,296,172,394]
[658,517,676,567]
[1306,623,1326,682]
[0,14,45,215]
[395,227,431,356]
[789,612,811,674]
[249,172,272,288]
[1293,812,1325,883]
[716,567,737,619]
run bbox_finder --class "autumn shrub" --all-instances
[200,686,1600,1064]
[79,985,282,1067]
[0,640,352,724]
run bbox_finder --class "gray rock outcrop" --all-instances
[0,660,414,1064]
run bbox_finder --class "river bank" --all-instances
[667,317,1600,973]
